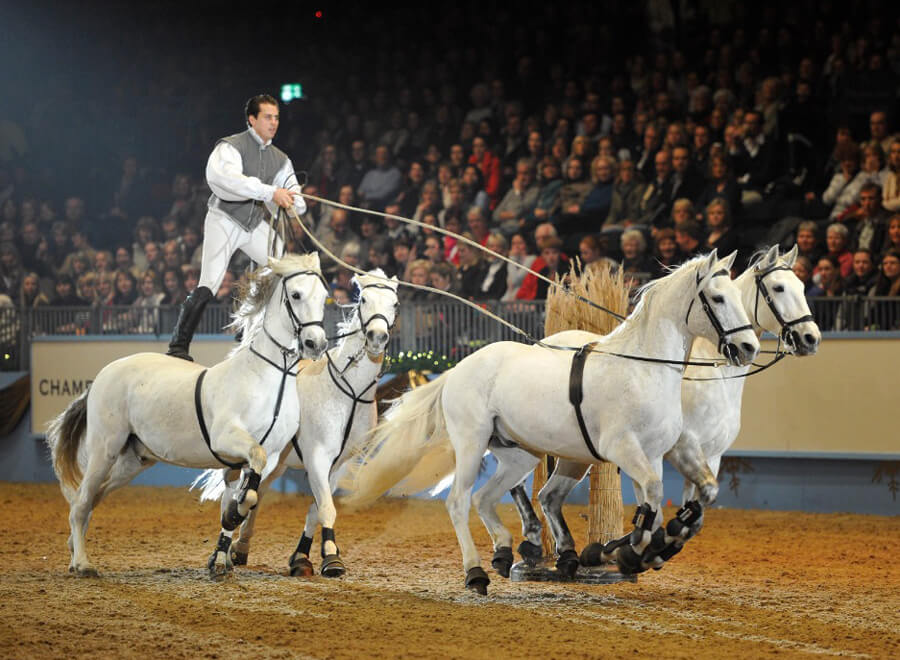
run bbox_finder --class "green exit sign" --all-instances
[281,84,304,102]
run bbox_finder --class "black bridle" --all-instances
[291,282,398,469]
[753,265,815,352]
[684,269,753,362]
[263,269,329,356]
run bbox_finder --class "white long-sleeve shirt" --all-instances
[205,128,307,216]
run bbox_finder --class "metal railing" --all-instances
[2,297,899,371]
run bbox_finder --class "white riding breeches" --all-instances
[198,207,284,291]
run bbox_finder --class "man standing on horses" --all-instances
[167,94,307,360]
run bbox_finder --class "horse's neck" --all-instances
[252,287,299,364]
[616,277,693,364]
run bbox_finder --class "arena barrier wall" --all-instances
[2,332,898,514]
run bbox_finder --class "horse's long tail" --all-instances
[191,468,228,502]
[343,372,453,508]
[46,387,90,494]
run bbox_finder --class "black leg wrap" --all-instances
[491,546,514,578]
[579,542,607,566]
[555,549,580,578]
[288,533,315,576]
[666,500,703,539]
[640,527,668,565]
[632,503,657,532]
[516,540,543,563]
[238,471,261,507]
[658,540,685,562]
[465,566,490,595]
[207,533,233,576]
[599,533,631,558]
[616,544,648,575]
[320,527,339,558]
[221,499,244,531]
[296,534,313,557]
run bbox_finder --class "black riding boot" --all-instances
[166,286,213,361]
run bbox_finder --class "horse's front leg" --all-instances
[538,458,590,577]
[601,433,664,576]
[231,460,287,566]
[305,450,345,577]
[211,425,267,532]
[644,433,718,566]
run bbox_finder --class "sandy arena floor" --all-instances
[1,482,897,659]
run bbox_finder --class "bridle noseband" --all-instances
[685,269,753,360]
[753,265,815,352]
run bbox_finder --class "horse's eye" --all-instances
[360,297,367,305]
[291,292,301,300]
[773,285,784,293]
[712,295,725,304]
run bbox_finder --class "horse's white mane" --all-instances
[226,253,323,355]
[598,253,713,350]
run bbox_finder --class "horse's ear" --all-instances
[697,249,719,284]
[718,249,738,273]
[350,279,362,302]
[309,252,321,268]
[782,243,799,267]
[758,244,779,270]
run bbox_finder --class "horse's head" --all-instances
[689,249,759,366]
[352,269,400,356]
[748,245,821,356]
[271,253,329,360]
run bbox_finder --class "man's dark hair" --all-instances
[675,219,704,241]
[245,94,279,120]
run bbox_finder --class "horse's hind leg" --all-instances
[509,484,543,563]
[443,415,493,595]
[538,459,590,577]
[473,444,539,578]
[69,438,123,576]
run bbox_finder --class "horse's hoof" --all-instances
[221,500,244,532]
[616,545,648,576]
[207,550,233,580]
[556,549,579,578]
[465,566,490,595]
[75,565,99,578]
[516,540,543,563]
[289,555,315,577]
[321,554,345,578]
[230,548,248,566]
[579,542,607,566]
[491,546,514,578]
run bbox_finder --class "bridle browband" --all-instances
[753,264,814,351]
[684,269,753,361]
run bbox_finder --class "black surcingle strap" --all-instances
[568,342,605,461]
[195,369,244,469]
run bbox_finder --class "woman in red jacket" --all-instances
[469,136,502,209]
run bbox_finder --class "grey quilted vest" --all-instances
[208,129,288,231]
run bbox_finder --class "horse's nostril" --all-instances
[804,333,817,346]
[741,342,756,354]
[304,339,315,349]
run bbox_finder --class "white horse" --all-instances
[347,250,759,594]
[47,253,329,577]
[194,270,400,578]
[511,245,822,572]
